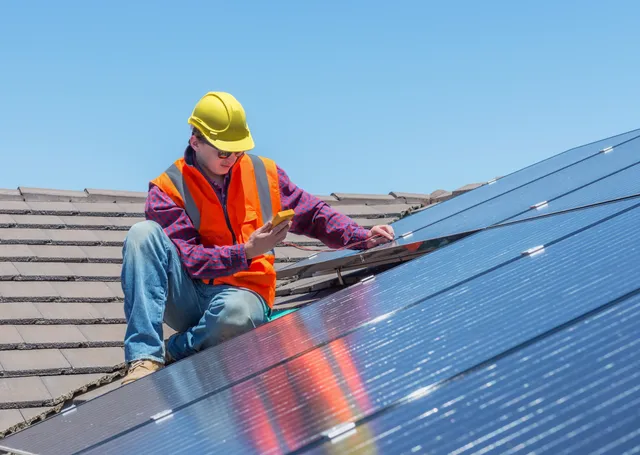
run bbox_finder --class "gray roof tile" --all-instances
[283,233,321,245]
[49,282,118,300]
[316,195,338,203]
[370,203,419,216]
[91,303,125,320]
[430,189,453,203]
[0,281,58,300]
[34,303,105,322]
[0,377,52,405]
[388,192,433,204]
[105,281,124,298]
[349,217,397,228]
[11,214,66,228]
[0,228,51,243]
[84,188,147,202]
[0,214,17,227]
[115,203,145,215]
[47,229,102,244]
[0,244,35,260]
[12,262,75,280]
[28,245,87,261]
[41,373,105,398]
[55,215,144,230]
[66,263,122,280]
[0,201,30,213]
[452,182,484,196]
[26,201,77,215]
[77,324,126,343]
[58,216,120,228]
[0,189,23,201]
[0,326,24,345]
[60,347,124,369]
[18,187,89,202]
[111,217,145,228]
[79,246,122,262]
[93,230,128,244]
[0,349,71,373]
[16,325,87,345]
[0,261,20,279]
[0,409,24,430]
[331,193,397,204]
[72,202,134,215]
[332,204,383,217]
[0,303,42,321]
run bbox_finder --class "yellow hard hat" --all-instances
[187,92,255,152]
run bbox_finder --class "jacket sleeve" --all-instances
[277,166,370,249]
[145,184,250,279]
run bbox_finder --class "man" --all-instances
[121,92,395,385]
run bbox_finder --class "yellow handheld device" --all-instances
[272,209,295,227]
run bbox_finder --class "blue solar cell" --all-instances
[60,197,640,454]
[308,294,640,455]
[2,198,639,455]
[279,128,640,277]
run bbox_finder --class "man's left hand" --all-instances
[365,225,395,248]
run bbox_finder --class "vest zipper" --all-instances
[221,177,237,245]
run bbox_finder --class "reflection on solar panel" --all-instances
[1,129,639,455]
[309,293,640,455]
[280,128,640,278]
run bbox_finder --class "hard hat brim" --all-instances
[205,133,255,153]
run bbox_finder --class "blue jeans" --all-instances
[121,220,269,364]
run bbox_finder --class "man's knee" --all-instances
[216,295,265,341]
[124,221,163,249]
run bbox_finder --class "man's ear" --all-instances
[189,135,199,150]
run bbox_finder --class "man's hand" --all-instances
[365,225,395,248]
[245,220,291,259]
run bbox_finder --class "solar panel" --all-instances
[280,129,640,279]
[308,293,640,455]
[4,193,638,454]
[77,192,640,454]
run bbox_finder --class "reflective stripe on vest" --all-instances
[166,163,201,230]
[247,154,273,225]
[164,154,273,230]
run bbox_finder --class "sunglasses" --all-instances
[217,150,245,160]
[195,136,244,160]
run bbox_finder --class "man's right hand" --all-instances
[245,220,291,259]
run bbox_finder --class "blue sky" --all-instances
[0,1,638,196]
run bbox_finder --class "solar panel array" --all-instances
[279,127,640,279]
[1,129,640,454]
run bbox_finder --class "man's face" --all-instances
[191,136,243,176]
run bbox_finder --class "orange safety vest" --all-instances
[150,153,282,307]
